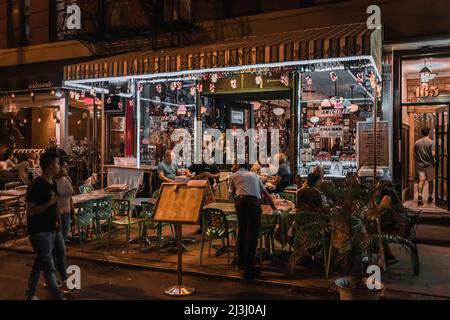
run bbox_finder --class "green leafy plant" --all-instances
[289,174,419,288]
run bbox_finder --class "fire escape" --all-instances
[52,0,200,55]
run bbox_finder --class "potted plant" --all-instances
[289,174,419,300]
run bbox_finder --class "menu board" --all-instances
[153,183,205,224]
[357,121,389,167]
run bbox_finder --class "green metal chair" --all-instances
[278,192,296,203]
[200,208,236,266]
[75,200,98,250]
[109,199,144,252]
[94,195,113,241]
[140,202,163,248]
[151,189,160,199]
[258,213,277,263]
[123,188,138,200]
[79,184,94,194]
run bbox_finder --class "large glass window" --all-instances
[139,80,197,166]
[298,68,376,177]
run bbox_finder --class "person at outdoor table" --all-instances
[15,154,30,185]
[186,160,220,186]
[25,152,65,300]
[3,149,17,170]
[0,161,17,185]
[229,163,276,280]
[157,150,183,183]
[266,153,291,193]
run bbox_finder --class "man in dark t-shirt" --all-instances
[187,162,220,188]
[25,152,64,300]
[186,161,220,233]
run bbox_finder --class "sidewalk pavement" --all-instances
[1,225,449,299]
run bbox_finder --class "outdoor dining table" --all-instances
[72,190,114,206]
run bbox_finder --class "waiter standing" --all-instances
[229,163,276,280]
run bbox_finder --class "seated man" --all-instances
[157,150,182,183]
[0,161,18,189]
[186,160,220,190]
[267,153,292,193]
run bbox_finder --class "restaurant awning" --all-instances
[64,22,382,84]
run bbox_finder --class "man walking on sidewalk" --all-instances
[414,127,436,206]
[25,152,64,300]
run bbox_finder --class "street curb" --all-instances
[1,246,448,300]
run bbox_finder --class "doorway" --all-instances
[401,103,450,212]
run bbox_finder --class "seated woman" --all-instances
[267,153,292,193]
[15,154,30,185]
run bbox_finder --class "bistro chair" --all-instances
[278,192,296,203]
[140,202,163,249]
[151,189,160,199]
[94,195,113,241]
[200,208,236,266]
[75,200,98,250]
[109,199,144,252]
[123,188,138,200]
[258,214,277,263]
[79,184,94,194]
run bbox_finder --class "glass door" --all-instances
[435,105,450,210]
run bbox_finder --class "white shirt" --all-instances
[229,169,265,199]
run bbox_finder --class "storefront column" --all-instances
[60,95,69,153]
[290,72,300,177]
[125,99,134,156]
[100,93,105,189]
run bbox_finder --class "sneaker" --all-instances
[418,196,423,206]
[428,197,433,204]
[25,296,39,300]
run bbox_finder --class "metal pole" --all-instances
[101,92,105,189]
[373,82,378,186]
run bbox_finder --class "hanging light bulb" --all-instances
[11,93,15,98]
[37,117,41,123]
[230,79,237,89]
[51,90,55,95]
[23,118,27,124]
[255,75,262,85]
[30,92,35,97]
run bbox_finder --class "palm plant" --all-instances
[289,174,419,288]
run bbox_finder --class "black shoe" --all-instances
[418,196,423,206]
[428,197,433,204]
[243,269,261,280]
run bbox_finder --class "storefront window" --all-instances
[298,68,376,177]
[139,80,197,166]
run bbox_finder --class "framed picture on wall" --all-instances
[231,110,244,125]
